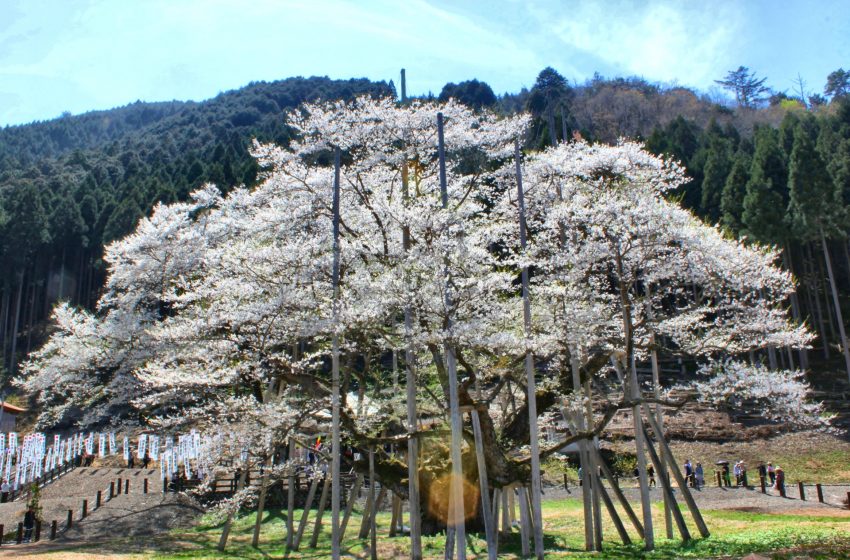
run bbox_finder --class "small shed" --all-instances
[0,401,25,433]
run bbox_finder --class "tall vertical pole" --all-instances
[330,148,343,560]
[646,287,673,539]
[630,354,654,550]
[567,365,594,550]
[401,69,407,103]
[437,113,466,560]
[514,139,545,559]
[402,124,423,560]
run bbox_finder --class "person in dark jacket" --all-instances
[23,506,36,542]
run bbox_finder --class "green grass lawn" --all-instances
[21,497,850,559]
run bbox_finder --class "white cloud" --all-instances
[528,0,746,88]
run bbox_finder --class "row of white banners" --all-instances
[1,431,213,491]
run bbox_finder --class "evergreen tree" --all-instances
[788,114,850,382]
[438,79,497,110]
[788,116,840,238]
[742,129,787,245]
[715,66,770,108]
[721,149,751,234]
[526,67,573,147]
[103,197,143,244]
[700,130,733,223]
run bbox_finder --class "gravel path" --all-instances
[542,481,850,514]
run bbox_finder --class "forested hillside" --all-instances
[2,66,850,386]
[0,76,395,377]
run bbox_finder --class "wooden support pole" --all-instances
[817,483,824,503]
[252,455,273,548]
[365,448,378,560]
[293,476,320,550]
[437,112,466,560]
[760,476,766,494]
[491,488,501,555]
[125,479,129,494]
[286,439,297,550]
[368,486,385,560]
[96,490,102,508]
[330,145,343,560]
[500,488,510,536]
[643,406,711,539]
[514,138,544,559]
[629,368,654,550]
[144,478,148,494]
[564,398,594,550]
[589,438,603,550]
[389,495,401,537]
[67,510,73,528]
[507,485,516,527]
[401,142,422,560]
[596,477,631,545]
[640,426,690,542]
[310,475,333,548]
[82,499,88,519]
[589,445,644,539]
[358,480,374,539]
[516,486,531,557]
[471,408,497,560]
[16,523,22,544]
[50,520,57,540]
[798,482,806,501]
[716,471,722,487]
[340,474,363,540]
[35,520,41,542]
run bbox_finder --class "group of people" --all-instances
[633,460,705,489]
[718,460,749,486]
[757,461,786,494]
[683,460,705,488]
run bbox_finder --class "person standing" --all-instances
[767,462,776,485]
[758,462,767,484]
[127,448,135,469]
[722,463,731,487]
[0,479,9,503]
[23,506,36,542]
[695,462,704,489]
[774,466,786,496]
[684,460,694,487]
[648,464,656,487]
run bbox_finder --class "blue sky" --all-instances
[1,0,849,127]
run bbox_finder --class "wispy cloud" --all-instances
[0,0,847,125]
